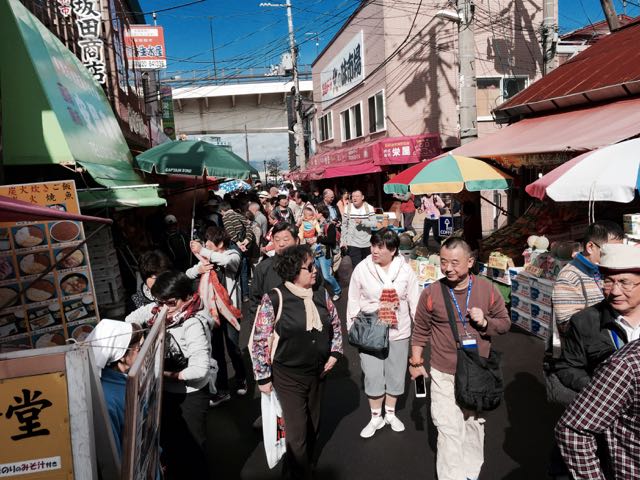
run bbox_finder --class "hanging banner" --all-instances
[320,31,364,105]
[73,0,107,84]
[124,26,167,70]
[160,86,176,140]
[0,181,99,352]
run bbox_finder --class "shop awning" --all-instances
[77,185,166,210]
[451,97,640,165]
[0,0,164,207]
[0,195,112,223]
[298,133,441,180]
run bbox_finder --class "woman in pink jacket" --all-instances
[346,228,421,438]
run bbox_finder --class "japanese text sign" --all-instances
[320,31,364,105]
[0,372,74,478]
[124,26,167,70]
[73,0,106,84]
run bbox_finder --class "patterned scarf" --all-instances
[199,269,242,330]
[372,256,403,328]
[149,293,203,328]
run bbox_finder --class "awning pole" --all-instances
[191,176,198,241]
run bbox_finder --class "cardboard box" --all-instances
[511,276,531,298]
[511,308,531,332]
[624,214,640,235]
[530,301,553,325]
[511,294,531,314]
[531,319,550,340]
[529,277,553,306]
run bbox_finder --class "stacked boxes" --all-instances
[510,271,553,340]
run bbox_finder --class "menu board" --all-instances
[0,181,100,352]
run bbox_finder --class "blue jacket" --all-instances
[101,367,127,458]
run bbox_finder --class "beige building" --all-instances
[295,0,548,232]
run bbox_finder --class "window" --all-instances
[317,112,333,143]
[368,91,386,133]
[340,102,363,141]
[476,76,528,120]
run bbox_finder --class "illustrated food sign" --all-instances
[320,30,364,104]
[124,26,167,70]
[0,372,74,478]
[0,182,99,352]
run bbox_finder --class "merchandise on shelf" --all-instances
[623,213,640,235]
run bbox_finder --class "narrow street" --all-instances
[207,262,563,480]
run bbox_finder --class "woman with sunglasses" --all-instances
[250,244,343,479]
[126,270,212,479]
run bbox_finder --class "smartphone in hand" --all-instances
[414,375,427,398]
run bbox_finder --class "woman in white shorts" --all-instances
[347,228,420,438]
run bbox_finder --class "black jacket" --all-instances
[555,301,628,392]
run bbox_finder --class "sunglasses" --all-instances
[301,263,317,273]
[157,299,179,307]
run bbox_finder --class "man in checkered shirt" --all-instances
[555,339,640,479]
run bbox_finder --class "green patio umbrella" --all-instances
[135,140,258,179]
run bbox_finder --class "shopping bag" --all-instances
[261,390,286,469]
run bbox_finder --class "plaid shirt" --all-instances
[555,339,640,479]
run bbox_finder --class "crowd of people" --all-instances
[85,182,640,480]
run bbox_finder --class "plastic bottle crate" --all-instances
[93,275,125,304]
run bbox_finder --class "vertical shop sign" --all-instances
[72,0,106,84]
[0,372,74,478]
[160,86,176,140]
[0,181,99,353]
[124,26,167,70]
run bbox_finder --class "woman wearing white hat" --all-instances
[86,320,144,457]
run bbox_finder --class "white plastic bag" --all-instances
[261,390,286,469]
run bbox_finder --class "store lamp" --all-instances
[435,9,461,23]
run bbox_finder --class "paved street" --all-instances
[206,261,564,480]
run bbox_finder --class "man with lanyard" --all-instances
[410,238,510,480]
[555,243,640,395]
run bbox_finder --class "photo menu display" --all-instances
[0,181,100,351]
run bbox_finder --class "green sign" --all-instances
[0,0,146,188]
[160,86,176,140]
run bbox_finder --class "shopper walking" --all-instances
[418,193,445,248]
[315,204,342,301]
[347,228,420,438]
[410,238,510,480]
[341,190,377,268]
[250,245,343,479]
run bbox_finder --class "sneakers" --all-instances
[360,416,385,438]
[209,391,231,407]
[332,294,341,302]
[384,414,405,432]
[236,380,248,396]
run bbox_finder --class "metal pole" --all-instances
[457,0,477,145]
[244,124,250,162]
[264,160,268,184]
[541,0,556,75]
[599,0,621,31]
[286,0,305,169]
[209,17,218,80]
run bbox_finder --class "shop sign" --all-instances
[0,372,74,478]
[320,31,364,105]
[0,181,99,352]
[124,26,167,70]
[56,0,71,18]
[378,134,442,165]
[73,0,106,84]
[439,216,454,237]
[160,86,176,140]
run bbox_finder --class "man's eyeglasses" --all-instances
[602,279,640,292]
[157,298,179,307]
[301,263,317,273]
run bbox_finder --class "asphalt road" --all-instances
[206,261,564,480]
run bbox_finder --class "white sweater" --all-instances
[186,247,241,308]
[126,304,212,393]
[346,255,420,341]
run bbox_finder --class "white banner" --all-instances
[320,31,364,105]
[0,457,62,477]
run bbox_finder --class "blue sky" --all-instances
[138,0,640,78]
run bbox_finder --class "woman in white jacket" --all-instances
[126,270,211,479]
[347,228,420,438]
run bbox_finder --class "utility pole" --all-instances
[263,160,268,183]
[209,17,218,80]
[541,0,557,75]
[260,0,305,169]
[600,0,620,31]
[457,0,477,145]
[244,124,250,162]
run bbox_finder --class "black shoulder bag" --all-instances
[440,280,504,412]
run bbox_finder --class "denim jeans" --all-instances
[240,254,249,299]
[315,255,341,296]
[212,320,246,391]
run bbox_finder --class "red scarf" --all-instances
[378,288,400,328]
[199,270,242,330]
[149,293,203,328]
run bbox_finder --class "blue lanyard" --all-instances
[610,329,623,350]
[449,277,473,332]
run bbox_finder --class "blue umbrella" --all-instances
[218,179,251,195]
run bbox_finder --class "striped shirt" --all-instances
[552,254,603,327]
[556,339,640,479]
[341,203,377,248]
